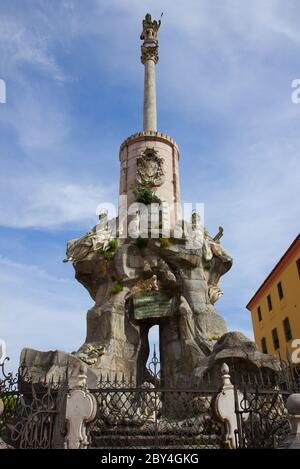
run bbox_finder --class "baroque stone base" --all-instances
[19,232,281,388]
[20,330,282,390]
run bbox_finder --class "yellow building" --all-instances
[246,234,300,362]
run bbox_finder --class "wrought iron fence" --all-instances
[0,357,19,443]
[229,358,300,449]
[88,383,224,449]
[234,387,290,449]
[1,353,299,449]
[0,358,66,448]
[87,348,225,449]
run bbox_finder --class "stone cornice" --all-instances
[119,131,180,155]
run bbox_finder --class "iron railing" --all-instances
[86,347,225,449]
[88,383,224,449]
[0,358,66,448]
[1,353,299,449]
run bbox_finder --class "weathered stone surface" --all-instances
[194,307,228,347]
[20,348,99,388]
[20,227,283,390]
[209,331,280,373]
[195,331,282,387]
[213,331,258,354]
[20,228,236,387]
[21,223,280,389]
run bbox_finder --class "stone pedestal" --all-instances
[119,132,181,230]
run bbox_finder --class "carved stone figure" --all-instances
[73,343,105,366]
[63,218,115,263]
[140,13,161,41]
[140,14,161,64]
[130,275,159,297]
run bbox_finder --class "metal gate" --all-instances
[233,362,300,449]
[87,352,225,449]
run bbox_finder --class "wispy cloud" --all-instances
[0,176,116,229]
[0,256,90,371]
[0,15,66,82]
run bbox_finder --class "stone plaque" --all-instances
[133,291,173,320]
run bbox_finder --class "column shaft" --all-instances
[143,59,157,131]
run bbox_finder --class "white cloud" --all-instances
[0,176,116,229]
[0,256,91,372]
[0,15,66,81]
[1,88,70,151]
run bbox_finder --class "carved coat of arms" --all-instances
[136,147,165,186]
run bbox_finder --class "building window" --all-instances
[297,258,300,278]
[267,294,273,311]
[272,328,280,350]
[277,281,284,300]
[261,337,268,354]
[283,317,292,342]
[257,306,262,322]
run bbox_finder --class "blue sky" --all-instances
[0,0,299,371]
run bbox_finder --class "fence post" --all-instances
[215,363,244,449]
[278,394,300,449]
[64,364,97,449]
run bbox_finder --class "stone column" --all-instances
[143,59,157,131]
[140,14,161,131]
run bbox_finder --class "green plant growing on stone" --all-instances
[130,182,160,205]
[100,239,118,261]
[160,237,171,248]
[110,282,123,294]
[107,239,118,251]
[0,395,18,426]
[202,257,212,270]
[102,251,114,261]
[135,237,148,249]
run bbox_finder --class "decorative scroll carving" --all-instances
[73,344,105,366]
[65,389,97,449]
[136,147,165,187]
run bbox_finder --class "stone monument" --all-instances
[20,14,280,388]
